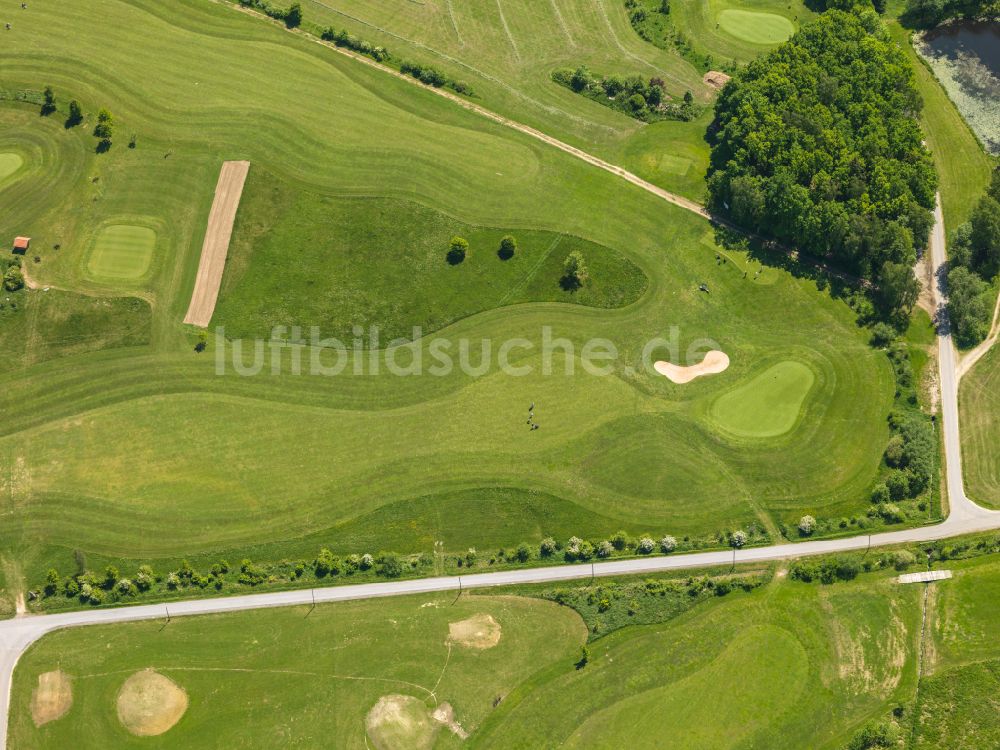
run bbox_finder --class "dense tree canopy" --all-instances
[946,169,999,345]
[902,0,999,28]
[707,10,937,298]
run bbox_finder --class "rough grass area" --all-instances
[959,342,1000,506]
[215,173,647,341]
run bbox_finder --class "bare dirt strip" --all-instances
[182,160,250,328]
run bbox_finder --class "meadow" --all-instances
[960,342,1000,506]
[0,0,904,612]
[18,549,1000,748]
[277,0,717,200]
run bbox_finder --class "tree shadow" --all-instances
[559,274,582,292]
[95,139,112,154]
[446,248,466,265]
[497,246,514,261]
[710,220,855,302]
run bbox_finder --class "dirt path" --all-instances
[182,160,250,328]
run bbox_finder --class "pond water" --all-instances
[918,21,1000,154]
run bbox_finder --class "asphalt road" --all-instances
[2,194,997,744]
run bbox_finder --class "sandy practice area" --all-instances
[654,350,730,384]
[182,160,250,327]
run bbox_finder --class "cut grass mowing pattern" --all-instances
[716,9,794,45]
[86,225,156,282]
[710,360,815,438]
[0,152,24,182]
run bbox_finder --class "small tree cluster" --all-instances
[552,66,699,123]
[93,108,114,152]
[320,26,389,62]
[561,250,588,290]
[400,60,474,96]
[947,169,1000,346]
[447,235,469,265]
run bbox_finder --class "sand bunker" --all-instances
[654,351,730,384]
[448,613,501,649]
[703,71,732,90]
[30,670,72,727]
[366,694,439,750]
[116,669,188,736]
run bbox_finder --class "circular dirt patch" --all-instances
[717,9,794,45]
[116,669,188,736]
[366,694,438,750]
[30,670,72,727]
[448,613,501,649]
[0,152,24,182]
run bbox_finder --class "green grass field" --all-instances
[716,9,794,45]
[960,343,1000,507]
[27,550,1000,748]
[669,0,811,67]
[0,152,24,183]
[0,0,901,609]
[214,172,647,342]
[709,360,815,438]
[86,224,157,282]
[278,0,717,200]
[8,593,585,747]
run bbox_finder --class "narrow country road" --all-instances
[1,193,997,745]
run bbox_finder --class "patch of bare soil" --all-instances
[31,670,72,727]
[703,71,731,89]
[432,701,469,739]
[116,669,188,736]
[366,694,439,750]
[448,613,502,650]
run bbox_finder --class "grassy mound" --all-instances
[116,669,188,736]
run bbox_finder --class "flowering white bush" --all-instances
[660,535,677,553]
[360,553,374,570]
[637,536,655,554]
[540,537,557,556]
[597,541,614,558]
[798,515,816,536]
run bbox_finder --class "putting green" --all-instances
[0,152,24,182]
[716,10,794,45]
[710,360,815,438]
[87,225,156,281]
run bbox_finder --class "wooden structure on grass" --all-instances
[12,236,30,253]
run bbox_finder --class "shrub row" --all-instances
[543,572,769,639]
[551,66,699,123]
